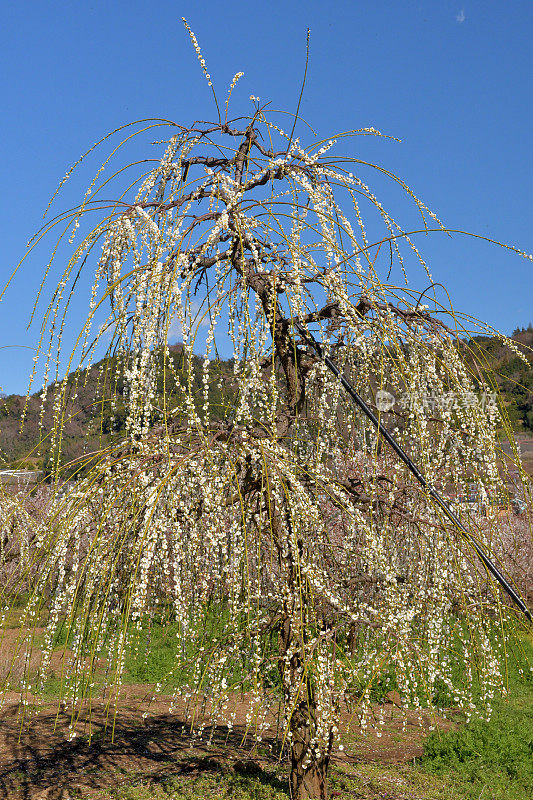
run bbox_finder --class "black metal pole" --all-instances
[294,320,532,623]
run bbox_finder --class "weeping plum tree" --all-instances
[1,23,532,800]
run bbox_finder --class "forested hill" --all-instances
[466,326,533,431]
[0,345,237,471]
[0,327,532,471]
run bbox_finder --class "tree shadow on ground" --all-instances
[0,701,287,799]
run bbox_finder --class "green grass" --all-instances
[100,757,289,800]
[418,695,533,799]
[123,620,188,686]
[48,601,268,691]
[417,635,533,800]
[100,760,469,800]
[109,772,288,800]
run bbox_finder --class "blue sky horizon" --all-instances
[1,0,531,395]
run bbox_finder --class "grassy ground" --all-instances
[417,688,533,800]
[100,761,467,800]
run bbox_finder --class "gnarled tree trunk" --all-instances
[288,700,332,799]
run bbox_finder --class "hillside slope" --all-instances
[0,345,236,471]
[466,326,533,430]
[1,327,532,471]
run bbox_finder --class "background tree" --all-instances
[1,25,531,800]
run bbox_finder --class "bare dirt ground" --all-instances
[0,683,454,800]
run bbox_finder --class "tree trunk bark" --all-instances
[290,760,329,799]
[278,608,333,800]
[289,703,331,799]
[265,473,335,798]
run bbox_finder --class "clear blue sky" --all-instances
[1,0,531,394]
